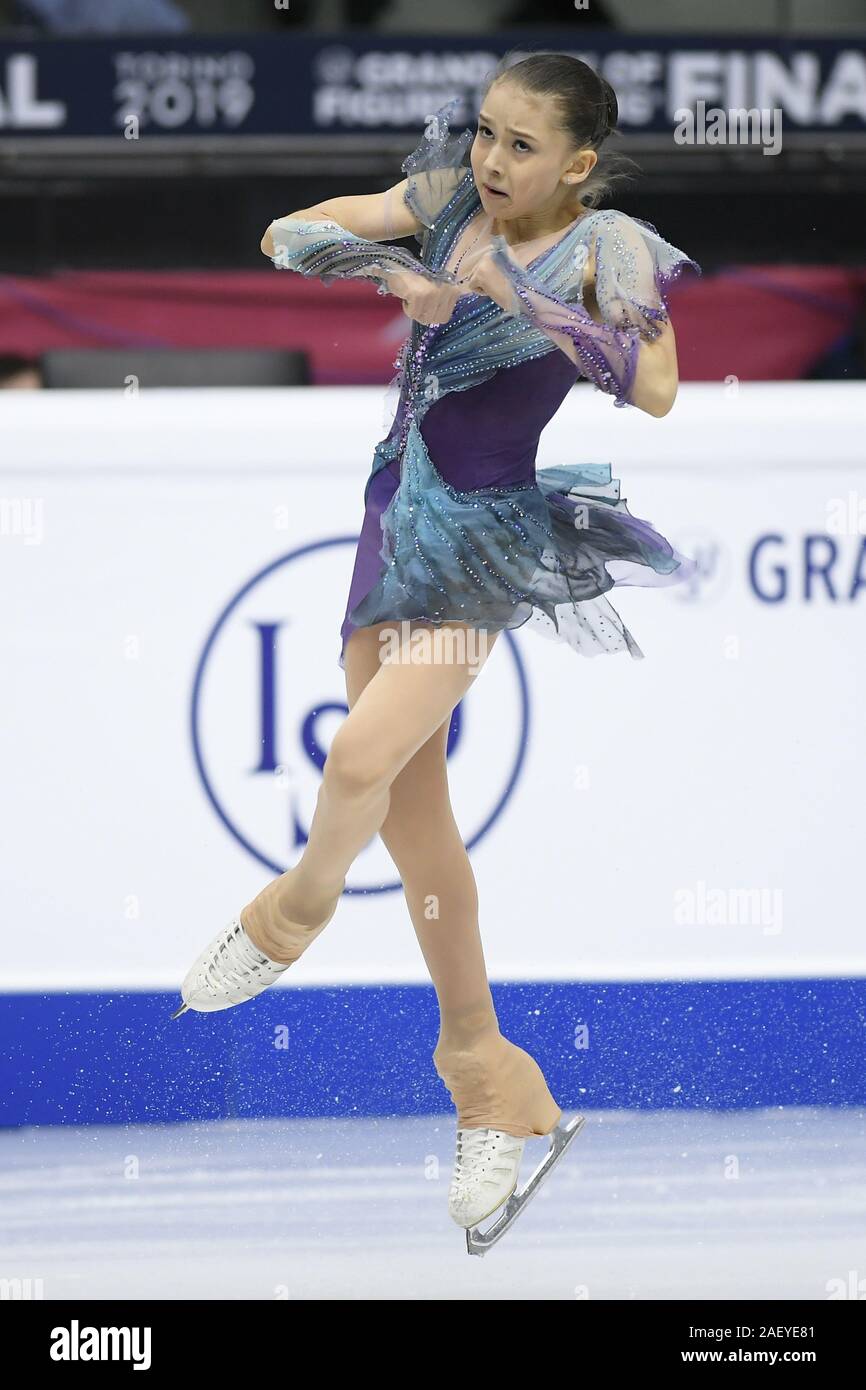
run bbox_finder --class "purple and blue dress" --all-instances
[267,99,701,669]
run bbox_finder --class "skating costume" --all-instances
[267,99,701,668]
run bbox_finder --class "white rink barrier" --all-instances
[2,383,865,994]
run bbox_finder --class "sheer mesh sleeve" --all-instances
[489,211,701,409]
[268,215,446,293]
[266,99,473,293]
[401,97,474,242]
[592,212,700,336]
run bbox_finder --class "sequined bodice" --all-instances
[418,350,577,489]
[381,169,585,484]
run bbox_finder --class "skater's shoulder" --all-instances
[574,207,702,286]
[401,99,475,239]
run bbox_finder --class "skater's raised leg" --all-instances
[239,621,499,967]
[174,620,502,1016]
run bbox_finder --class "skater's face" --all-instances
[471,82,597,224]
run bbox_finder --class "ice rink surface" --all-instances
[2,1107,864,1301]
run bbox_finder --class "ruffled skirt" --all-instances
[339,422,696,668]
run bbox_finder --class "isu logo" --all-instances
[190,538,529,895]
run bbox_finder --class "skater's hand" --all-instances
[384,267,463,326]
[455,240,523,315]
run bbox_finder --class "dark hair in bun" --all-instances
[481,50,639,209]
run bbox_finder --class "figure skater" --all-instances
[173,53,701,1248]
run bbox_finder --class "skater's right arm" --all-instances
[260,180,463,325]
[260,180,420,257]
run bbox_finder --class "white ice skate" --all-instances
[448,1114,586,1256]
[170,913,299,1018]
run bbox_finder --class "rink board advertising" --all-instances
[0,34,864,140]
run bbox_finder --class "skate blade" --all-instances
[169,1002,190,1020]
[465,1113,586,1257]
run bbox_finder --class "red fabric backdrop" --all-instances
[0,265,863,384]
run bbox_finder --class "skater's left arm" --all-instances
[579,279,680,418]
[459,221,686,418]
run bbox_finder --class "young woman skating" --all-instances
[174,53,700,1248]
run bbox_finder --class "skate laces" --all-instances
[200,918,287,995]
[451,1128,523,1196]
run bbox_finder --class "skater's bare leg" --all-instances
[343,631,496,1035]
[240,621,498,965]
[343,626,561,1139]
